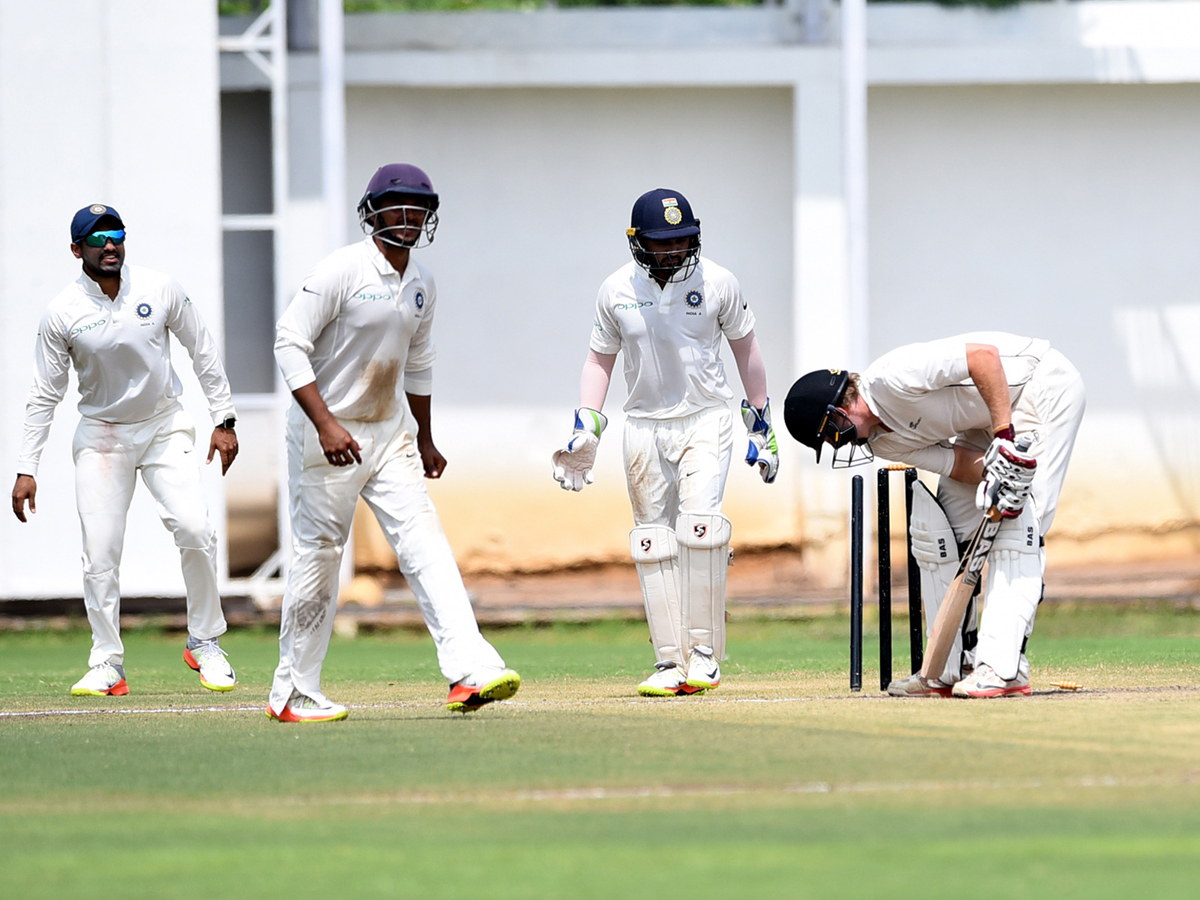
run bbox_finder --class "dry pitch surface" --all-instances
[1,612,1198,898]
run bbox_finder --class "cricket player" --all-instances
[11,204,240,697]
[783,333,1085,698]
[552,188,779,697]
[267,163,519,723]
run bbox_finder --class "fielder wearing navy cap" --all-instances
[71,204,124,243]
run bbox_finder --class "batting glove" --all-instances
[976,434,1036,518]
[552,408,607,492]
[741,399,779,484]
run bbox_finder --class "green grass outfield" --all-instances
[1,604,1198,899]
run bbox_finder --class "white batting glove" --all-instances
[551,408,608,492]
[741,399,779,484]
[976,433,1036,519]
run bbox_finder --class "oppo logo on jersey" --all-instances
[615,301,654,311]
[70,318,108,337]
[352,290,393,303]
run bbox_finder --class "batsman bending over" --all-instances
[552,188,779,697]
[783,333,1085,698]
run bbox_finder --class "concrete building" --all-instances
[3,0,1199,599]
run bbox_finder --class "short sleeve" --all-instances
[589,286,622,355]
[715,269,755,341]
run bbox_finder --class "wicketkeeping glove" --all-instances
[551,408,608,492]
[975,433,1036,519]
[741,399,779,484]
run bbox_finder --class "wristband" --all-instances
[993,424,1015,442]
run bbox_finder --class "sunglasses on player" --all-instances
[83,229,126,247]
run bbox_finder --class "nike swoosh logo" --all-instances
[302,286,319,295]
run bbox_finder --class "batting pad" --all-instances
[977,505,1044,681]
[630,525,685,668]
[676,512,733,660]
[910,480,969,684]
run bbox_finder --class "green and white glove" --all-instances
[741,399,779,484]
[551,408,608,492]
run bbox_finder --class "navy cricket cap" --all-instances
[630,189,700,240]
[71,204,124,243]
[359,163,439,211]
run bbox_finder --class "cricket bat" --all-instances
[919,434,1034,681]
[918,508,1001,681]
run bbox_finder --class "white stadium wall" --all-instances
[3,2,1198,600]
[322,3,1200,578]
[0,0,224,598]
[869,81,1200,564]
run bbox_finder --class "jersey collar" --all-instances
[77,264,129,301]
[364,237,418,286]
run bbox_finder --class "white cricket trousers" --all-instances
[268,407,504,714]
[935,349,1087,679]
[623,406,734,526]
[73,404,226,668]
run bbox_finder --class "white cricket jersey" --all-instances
[861,332,1052,476]
[18,265,236,477]
[589,257,755,420]
[274,239,436,422]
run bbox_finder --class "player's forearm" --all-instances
[17,384,65,478]
[291,381,337,430]
[965,343,1012,434]
[728,332,768,410]
[580,350,616,411]
[406,392,434,443]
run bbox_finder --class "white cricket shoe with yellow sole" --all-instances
[446,667,521,712]
[183,638,237,692]
[684,645,721,691]
[71,662,129,697]
[267,691,349,723]
[638,661,704,697]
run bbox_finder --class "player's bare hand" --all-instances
[417,437,446,479]
[12,474,37,523]
[319,421,362,467]
[207,427,239,476]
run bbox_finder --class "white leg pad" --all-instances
[631,525,684,668]
[976,506,1044,681]
[909,480,966,683]
[676,512,732,660]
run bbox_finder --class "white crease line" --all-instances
[320,774,1182,808]
[6,685,1195,719]
[0,705,265,718]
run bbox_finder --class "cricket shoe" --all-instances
[886,673,953,698]
[183,638,237,692]
[952,663,1031,699]
[446,667,521,712]
[267,691,349,723]
[638,661,704,697]
[684,645,721,691]
[71,662,129,697]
